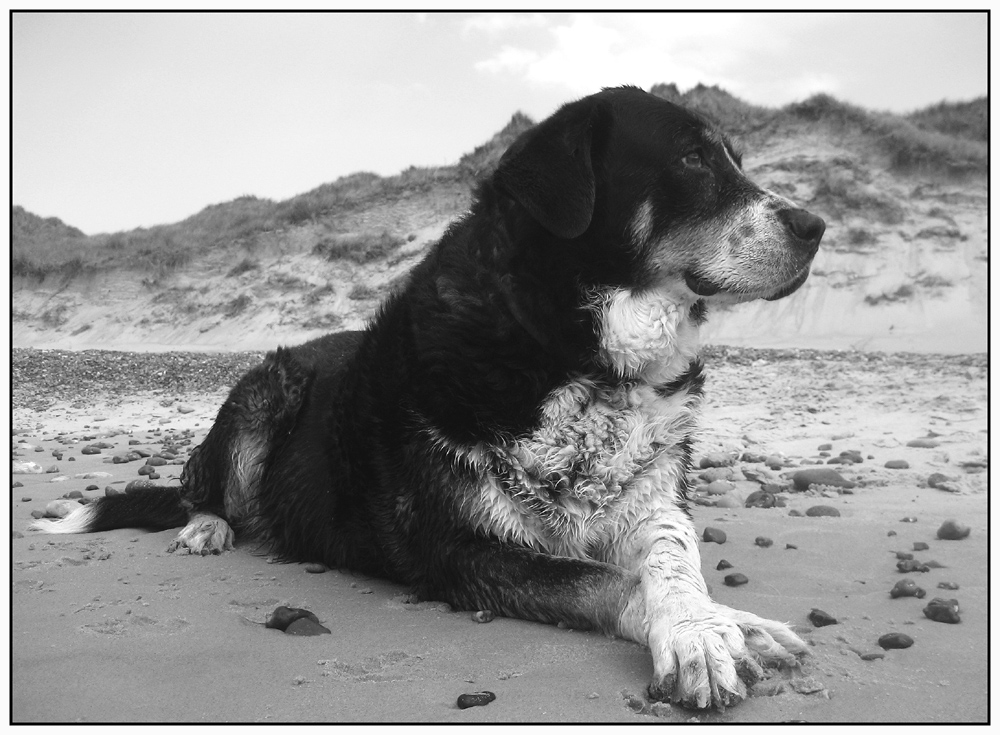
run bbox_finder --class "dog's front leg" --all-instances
[610,509,805,709]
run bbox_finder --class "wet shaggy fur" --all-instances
[31,86,826,710]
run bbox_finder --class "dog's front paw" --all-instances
[646,597,805,709]
[166,513,234,555]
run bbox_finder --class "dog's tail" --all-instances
[28,487,188,535]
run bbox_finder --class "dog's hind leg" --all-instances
[168,346,312,553]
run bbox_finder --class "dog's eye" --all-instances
[682,151,704,168]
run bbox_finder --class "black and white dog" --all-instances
[33,86,824,710]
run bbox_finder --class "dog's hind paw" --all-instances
[166,513,234,555]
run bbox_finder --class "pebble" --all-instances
[21,497,31,502]
[457,691,496,709]
[44,498,81,518]
[304,563,326,573]
[63,490,84,499]
[702,527,727,544]
[805,505,840,517]
[786,543,797,549]
[724,573,749,587]
[30,509,45,519]
[878,632,914,650]
[790,468,855,491]
[80,446,102,455]
[705,479,735,495]
[105,486,125,497]
[912,542,929,551]
[906,438,940,448]
[12,461,44,474]
[884,460,909,470]
[716,559,733,570]
[137,465,155,476]
[745,490,784,508]
[146,456,168,466]
[895,551,913,560]
[754,536,773,548]
[859,652,886,661]
[285,617,331,636]
[897,560,931,573]
[266,606,322,632]
[936,519,971,540]
[899,517,917,523]
[923,598,960,624]
[937,581,960,591]
[808,608,838,627]
[699,467,734,483]
[472,610,495,623]
[889,579,926,599]
[699,452,735,469]
[713,494,742,509]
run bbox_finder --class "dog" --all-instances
[31,86,825,710]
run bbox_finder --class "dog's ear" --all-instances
[495,99,606,240]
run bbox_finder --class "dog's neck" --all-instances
[594,286,704,385]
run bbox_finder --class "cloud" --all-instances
[461,12,550,35]
[470,13,841,106]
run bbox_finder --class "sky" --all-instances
[13,11,989,235]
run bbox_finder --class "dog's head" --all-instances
[495,86,824,304]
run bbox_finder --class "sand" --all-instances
[11,349,988,723]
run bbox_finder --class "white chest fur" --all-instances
[469,374,701,558]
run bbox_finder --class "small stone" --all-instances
[859,652,886,661]
[85,484,99,491]
[20,497,31,502]
[808,608,838,627]
[44,499,81,518]
[791,468,855,491]
[137,465,155,476]
[699,452,735,469]
[878,632,914,650]
[785,543,797,550]
[265,606,320,632]
[716,559,733,570]
[80,446,102,455]
[754,536,773,548]
[922,597,960,624]
[303,563,326,574]
[705,479,735,495]
[817,443,832,451]
[805,505,840,517]
[895,551,913,560]
[30,510,45,519]
[472,610,495,623]
[884,460,909,470]
[936,519,971,540]
[899,517,917,523]
[890,579,926,599]
[105,486,125,497]
[745,490,779,509]
[789,677,827,695]
[146,456,168,466]
[912,542,929,551]
[623,692,649,714]
[62,490,84,499]
[907,438,939,448]
[937,581,960,591]
[457,691,496,709]
[285,617,331,636]
[702,527,727,544]
[897,559,931,573]
[724,573,749,587]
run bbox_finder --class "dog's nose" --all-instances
[778,208,825,247]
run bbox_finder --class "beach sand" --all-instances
[11,349,988,723]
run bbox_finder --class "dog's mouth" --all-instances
[683,265,812,301]
[683,271,723,297]
[763,266,812,301]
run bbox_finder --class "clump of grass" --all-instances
[227,258,260,277]
[348,284,380,300]
[314,231,405,264]
[224,294,252,317]
[865,285,914,306]
[304,283,334,305]
[458,111,535,180]
[812,171,905,225]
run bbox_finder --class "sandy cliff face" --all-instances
[13,93,986,355]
